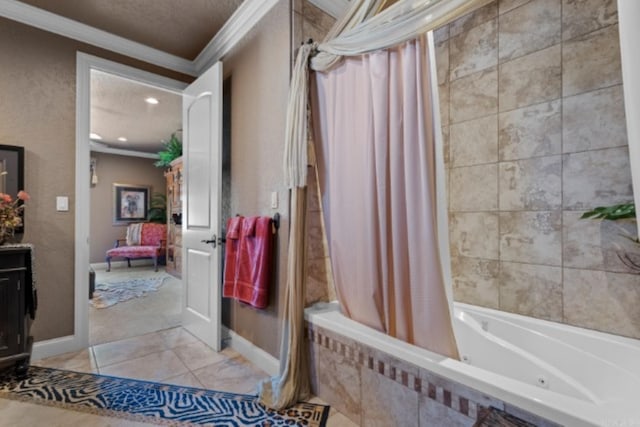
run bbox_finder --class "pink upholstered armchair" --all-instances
[106,223,167,272]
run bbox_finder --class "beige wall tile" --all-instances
[292,11,303,49]
[310,343,362,424]
[434,24,450,44]
[307,209,325,260]
[419,398,475,427]
[361,368,420,427]
[498,100,561,161]
[450,115,498,167]
[500,211,562,266]
[450,67,498,123]
[498,0,561,62]
[451,256,500,308]
[302,0,336,34]
[450,19,498,80]
[562,85,627,153]
[562,147,633,210]
[438,82,450,125]
[563,268,640,339]
[562,24,622,97]
[450,2,498,37]
[598,219,640,274]
[498,156,562,210]
[563,212,640,273]
[442,125,450,165]
[498,0,531,14]
[450,164,498,212]
[499,44,561,111]
[450,213,500,259]
[306,257,330,306]
[562,0,618,41]
[562,211,607,270]
[435,40,450,86]
[499,262,563,321]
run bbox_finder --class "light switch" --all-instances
[271,191,278,209]
[56,196,69,212]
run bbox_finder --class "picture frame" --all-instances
[113,183,150,224]
[0,144,25,233]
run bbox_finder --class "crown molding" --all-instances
[308,0,350,19]
[90,141,160,159]
[0,0,344,78]
[0,0,197,76]
[193,0,280,73]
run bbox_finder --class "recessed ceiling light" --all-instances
[90,133,102,140]
[145,97,159,105]
[117,137,128,142]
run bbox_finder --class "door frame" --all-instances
[34,53,188,359]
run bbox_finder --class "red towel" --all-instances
[234,216,273,308]
[223,216,243,298]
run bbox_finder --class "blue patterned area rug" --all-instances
[0,366,329,426]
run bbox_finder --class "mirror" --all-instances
[0,144,25,233]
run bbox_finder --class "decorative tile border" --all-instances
[306,322,558,426]
[306,325,479,422]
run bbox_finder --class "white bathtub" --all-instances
[305,301,640,426]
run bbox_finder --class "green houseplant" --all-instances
[154,132,182,168]
[148,192,167,224]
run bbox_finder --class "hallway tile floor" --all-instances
[0,327,358,426]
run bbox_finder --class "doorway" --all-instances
[74,53,188,352]
[88,68,183,345]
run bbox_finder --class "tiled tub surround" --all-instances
[306,302,640,426]
[437,0,640,339]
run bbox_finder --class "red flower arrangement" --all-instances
[0,190,30,243]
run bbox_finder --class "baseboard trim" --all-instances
[31,335,80,361]
[90,259,154,270]
[222,326,279,377]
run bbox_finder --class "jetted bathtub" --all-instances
[305,301,640,426]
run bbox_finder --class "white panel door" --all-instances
[181,62,223,351]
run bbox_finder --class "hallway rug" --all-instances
[91,275,169,308]
[0,366,330,426]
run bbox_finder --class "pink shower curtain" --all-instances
[311,35,459,358]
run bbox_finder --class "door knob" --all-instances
[201,235,217,248]
[201,234,226,248]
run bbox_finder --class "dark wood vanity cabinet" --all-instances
[0,246,35,376]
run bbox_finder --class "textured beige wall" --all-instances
[89,153,166,264]
[0,17,191,341]
[222,0,291,358]
[436,0,639,338]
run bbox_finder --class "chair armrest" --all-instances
[159,239,166,249]
[114,239,126,248]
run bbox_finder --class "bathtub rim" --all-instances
[304,301,638,426]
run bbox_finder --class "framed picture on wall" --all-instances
[113,183,150,224]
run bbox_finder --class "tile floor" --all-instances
[89,265,182,346]
[0,327,357,426]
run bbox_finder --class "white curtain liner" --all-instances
[283,0,491,188]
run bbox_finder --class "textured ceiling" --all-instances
[90,70,182,153]
[18,0,244,59]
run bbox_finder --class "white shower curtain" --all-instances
[312,35,459,357]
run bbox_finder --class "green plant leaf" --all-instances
[581,203,636,220]
[148,192,167,223]
[154,132,182,168]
